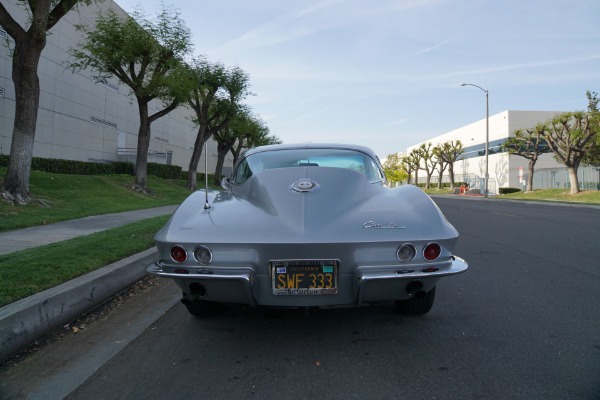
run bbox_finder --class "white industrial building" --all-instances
[0,0,232,174]
[407,110,599,195]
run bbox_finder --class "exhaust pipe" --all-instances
[405,281,424,296]
[189,282,207,296]
[181,283,207,305]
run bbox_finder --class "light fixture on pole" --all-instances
[461,83,489,197]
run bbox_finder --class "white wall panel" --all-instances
[0,0,227,173]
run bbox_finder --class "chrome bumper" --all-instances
[147,256,468,307]
[146,261,257,306]
[354,256,468,305]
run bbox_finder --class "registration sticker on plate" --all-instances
[271,260,338,295]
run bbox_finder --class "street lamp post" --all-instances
[461,83,489,197]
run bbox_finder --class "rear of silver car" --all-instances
[147,143,468,316]
[147,238,467,312]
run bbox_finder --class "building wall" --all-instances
[0,0,231,173]
[407,110,568,193]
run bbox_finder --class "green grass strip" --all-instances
[497,188,600,204]
[423,187,600,205]
[0,215,169,307]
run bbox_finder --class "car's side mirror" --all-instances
[220,177,231,190]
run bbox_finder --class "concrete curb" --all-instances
[429,193,600,208]
[0,248,158,362]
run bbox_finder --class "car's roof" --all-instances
[243,142,381,160]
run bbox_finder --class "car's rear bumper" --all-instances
[354,256,468,305]
[146,256,468,307]
[146,262,258,306]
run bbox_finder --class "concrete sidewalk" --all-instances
[0,205,178,362]
[0,205,178,255]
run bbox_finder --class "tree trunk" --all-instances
[214,142,230,185]
[1,76,39,203]
[133,101,151,192]
[567,166,580,194]
[1,21,46,204]
[187,126,210,190]
[526,159,535,192]
[231,138,245,167]
[448,164,456,189]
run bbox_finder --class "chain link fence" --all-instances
[530,166,600,191]
[413,166,600,193]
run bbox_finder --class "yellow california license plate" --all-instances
[271,260,338,295]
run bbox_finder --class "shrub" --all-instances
[0,155,183,179]
[180,171,217,186]
[147,162,182,179]
[112,162,134,175]
[499,187,521,194]
[0,154,228,183]
[181,171,203,182]
[31,157,116,175]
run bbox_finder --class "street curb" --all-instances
[429,193,600,209]
[0,247,158,362]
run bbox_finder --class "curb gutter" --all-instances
[0,248,158,362]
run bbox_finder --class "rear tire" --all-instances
[395,286,436,315]
[185,298,223,317]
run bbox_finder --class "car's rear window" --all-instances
[233,148,384,184]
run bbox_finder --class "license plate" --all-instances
[271,260,338,295]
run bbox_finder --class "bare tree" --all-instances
[401,156,413,185]
[432,146,447,189]
[436,140,463,189]
[542,93,598,194]
[0,0,95,203]
[504,126,549,192]
[406,149,423,186]
[582,91,600,167]
[68,6,194,192]
[419,143,435,189]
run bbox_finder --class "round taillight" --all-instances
[194,245,213,265]
[170,245,187,263]
[396,244,416,263]
[423,243,441,261]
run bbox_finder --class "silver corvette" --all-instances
[147,143,467,316]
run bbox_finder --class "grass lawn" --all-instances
[0,169,193,232]
[496,188,600,204]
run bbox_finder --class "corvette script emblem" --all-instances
[363,221,406,229]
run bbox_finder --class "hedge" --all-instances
[499,187,521,194]
[112,161,135,175]
[33,158,117,175]
[147,162,181,179]
[0,155,188,180]
[1,155,117,175]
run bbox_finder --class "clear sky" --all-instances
[114,0,599,159]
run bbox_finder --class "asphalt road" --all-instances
[5,197,600,399]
